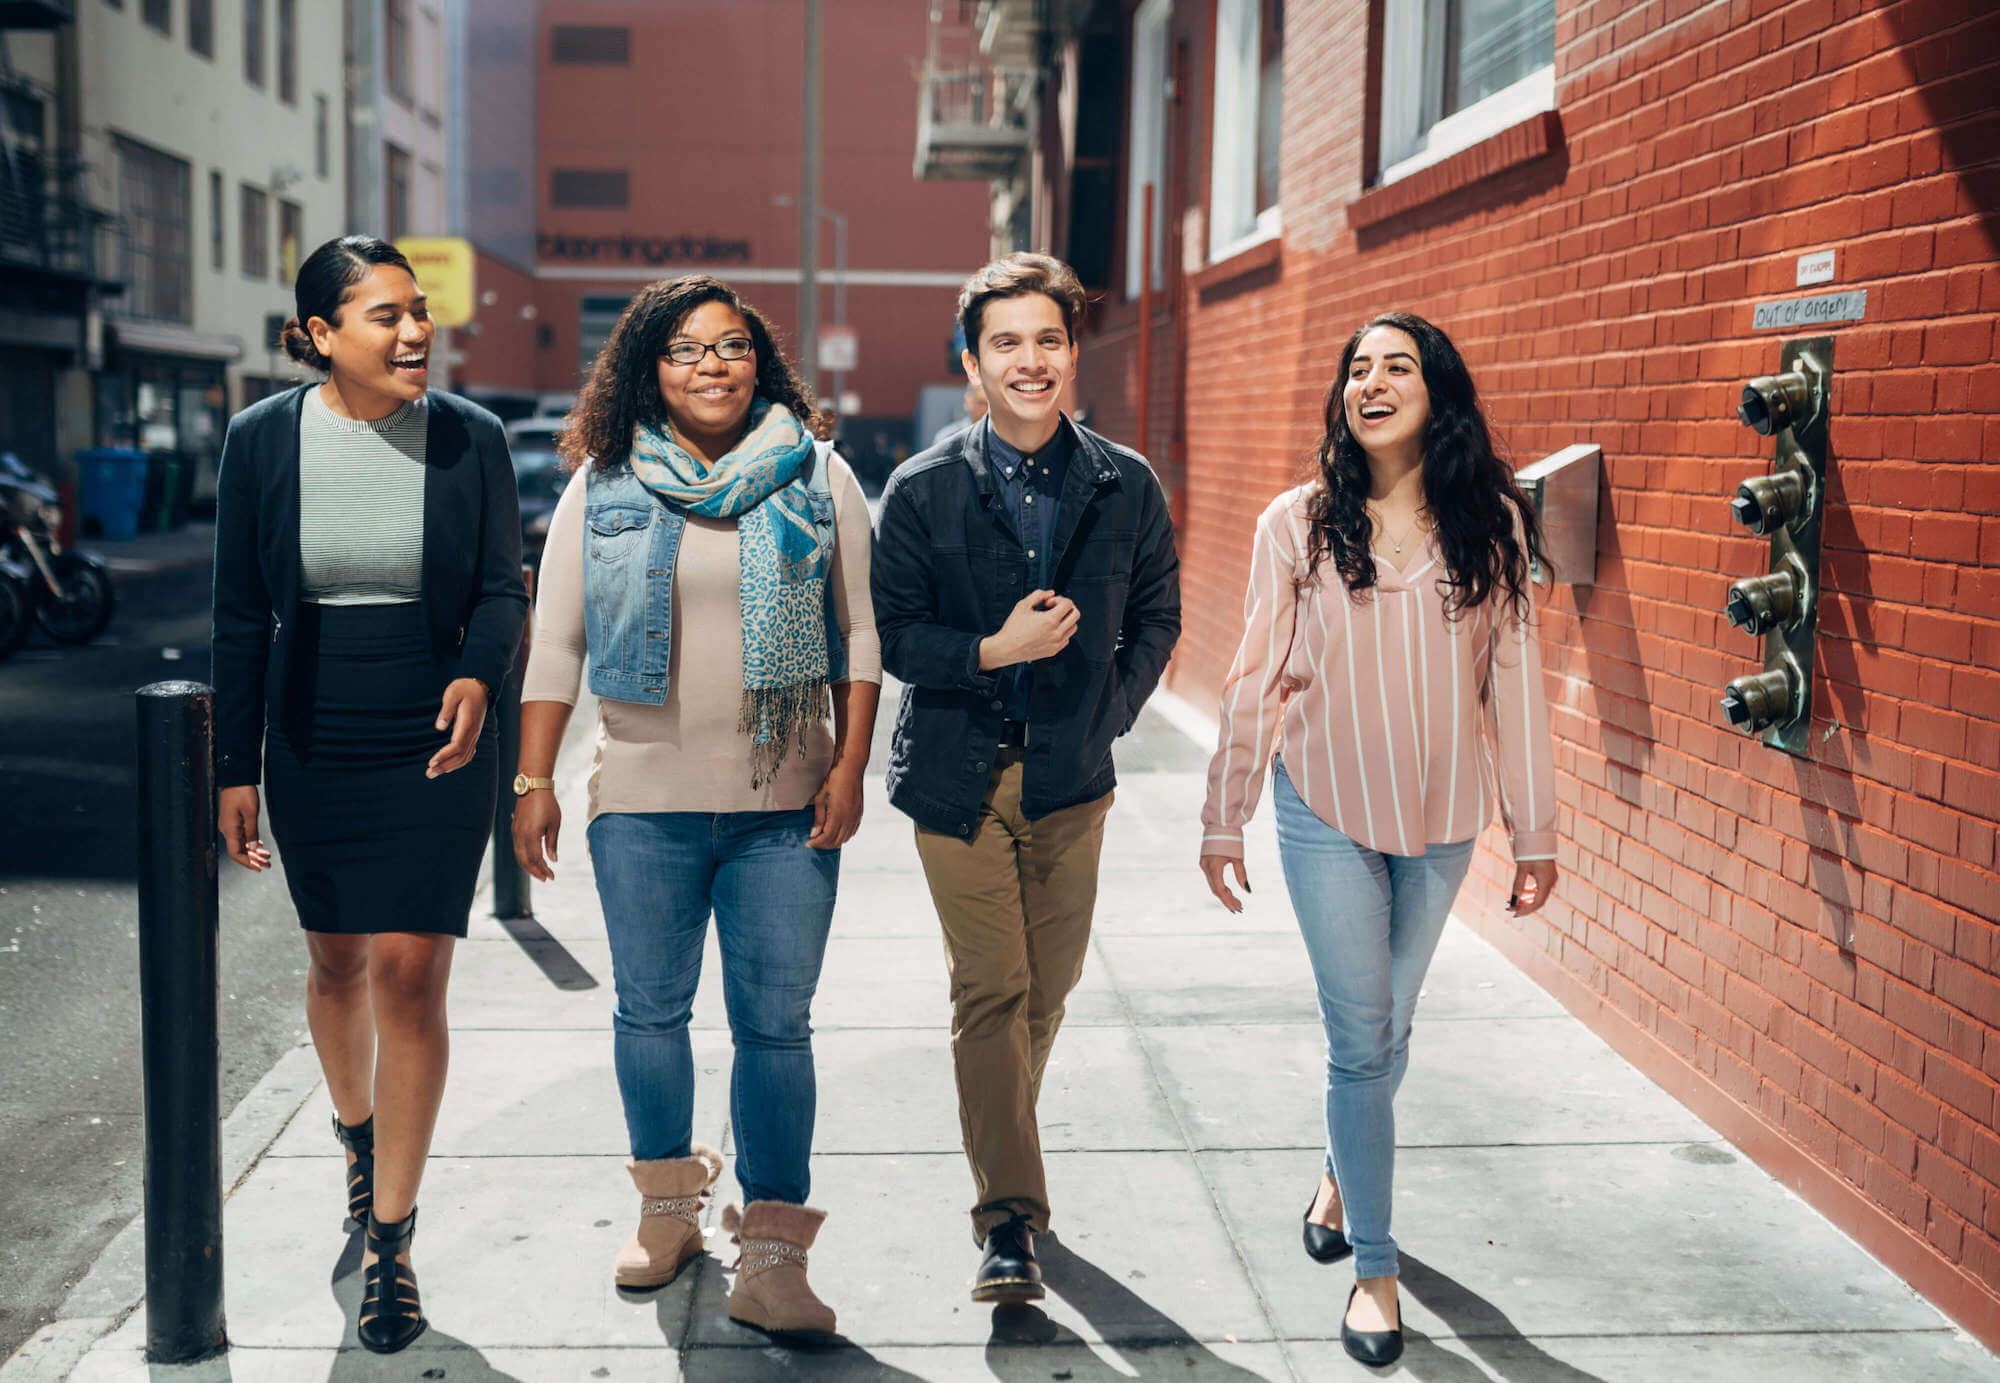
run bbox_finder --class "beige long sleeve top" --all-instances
[1201,485,1559,864]
[521,454,881,819]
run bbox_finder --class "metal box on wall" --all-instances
[1515,443,1601,586]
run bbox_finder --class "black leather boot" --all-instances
[357,1207,427,1354]
[972,1215,1044,1303]
[331,1113,374,1227]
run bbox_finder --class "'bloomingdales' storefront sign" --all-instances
[537,234,753,266]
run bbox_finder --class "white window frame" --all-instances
[1377,0,1556,187]
[1124,0,1170,300]
[1208,0,1281,262]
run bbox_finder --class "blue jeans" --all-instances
[1272,759,1475,1280]
[587,809,839,1205]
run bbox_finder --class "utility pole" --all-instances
[799,0,822,390]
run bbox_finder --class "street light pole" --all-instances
[775,197,847,430]
[799,0,822,388]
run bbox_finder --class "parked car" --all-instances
[506,418,569,568]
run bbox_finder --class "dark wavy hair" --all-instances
[1304,311,1548,621]
[560,275,825,473]
[279,235,417,372]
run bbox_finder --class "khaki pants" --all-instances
[913,753,1113,1241]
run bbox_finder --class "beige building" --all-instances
[71,0,344,502]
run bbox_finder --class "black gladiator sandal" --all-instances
[331,1113,374,1227]
[357,1207,427,1354]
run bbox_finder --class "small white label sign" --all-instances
[1796,251,1836,286]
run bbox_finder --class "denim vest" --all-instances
[583,441,845,704]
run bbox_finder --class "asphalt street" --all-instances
[0,563,307,1358]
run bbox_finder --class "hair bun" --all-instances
[279,316,328,371]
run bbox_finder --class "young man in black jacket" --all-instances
[871,253,1181,1303]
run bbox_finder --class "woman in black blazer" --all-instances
[211,236,526,1353]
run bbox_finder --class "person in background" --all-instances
[1199,311,1559,1369]
[212,235,527,1354]
[511,274,879,1343]
[872,252,1181,1305]
[930,378,990,449]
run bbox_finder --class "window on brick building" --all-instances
[314,95,329,179]
[188,0,212,56]
[1124,0,1170,299]
[550,24,630,64]
[278,199,303,282]
[386,0,413,106]
[384,142,412,239]
[1208,0,1282,260]
[550,169,629,209]
[208,169,223,271]
[277,0,297,104]
[240,183,269,280]
[114,135,191,322]
[1376,0,1555,185]
[244,0,265,88]
[141,0,168,35]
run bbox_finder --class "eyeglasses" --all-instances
[662,336,753,366]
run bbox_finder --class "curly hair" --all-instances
[559,275,826,473]
[1303,311,1549,622]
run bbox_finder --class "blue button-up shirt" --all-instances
[986,419,1072,723]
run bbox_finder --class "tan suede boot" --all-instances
[614,1144,722,1289]
[722,1200,837,1339]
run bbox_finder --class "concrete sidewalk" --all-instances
[10,693,1998,1381]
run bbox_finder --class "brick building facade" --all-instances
[453,0,991,470]
[993,0,2000,1344]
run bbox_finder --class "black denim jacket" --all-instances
[871,416,1181,837]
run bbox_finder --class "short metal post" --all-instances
[134,680,226,1363]
[491,564,534,918]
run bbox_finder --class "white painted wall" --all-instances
[76,0,347,388]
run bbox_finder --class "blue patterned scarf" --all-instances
[629,401,834,786]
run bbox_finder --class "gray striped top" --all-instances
[298,387,427,605]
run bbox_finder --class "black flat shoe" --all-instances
[972,1215,1044,1304]
[357,1207,427,1354]
[1341,1283,1403,1368]
[332,1114,374,1228]
[1302,1188,1351,1263]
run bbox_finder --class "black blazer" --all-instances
[209,385,528,789]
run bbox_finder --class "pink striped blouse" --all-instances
[1201,485,1559,864]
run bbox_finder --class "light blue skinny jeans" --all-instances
[1272,758,1475,1280]
[587,808,838,1206]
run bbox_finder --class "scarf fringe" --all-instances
[741,679,831,790]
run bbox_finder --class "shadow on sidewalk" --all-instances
[676,1253,929,1380]
[981,1232,1266,1379]
[318,1228,527,1382]
[1398,1252,1608,1383]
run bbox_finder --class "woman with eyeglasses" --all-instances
[1198,312,1559,1367]
[511,275,879,1342]
[211,236,527,1353]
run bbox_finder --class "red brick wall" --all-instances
[1077,0,2000,1341]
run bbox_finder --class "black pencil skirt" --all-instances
[264,602,496,937]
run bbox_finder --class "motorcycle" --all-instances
[0,452,115,648]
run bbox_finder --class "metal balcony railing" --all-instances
[0,154,121,285]
[915,1,1036,182]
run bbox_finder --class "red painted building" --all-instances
[456,0,992,472]
[953,0,2000,1345]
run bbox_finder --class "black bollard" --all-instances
[134,680,226,1363]
[491,563,535,919]
[491,658,531,919]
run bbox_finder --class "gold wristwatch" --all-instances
[512,773,555,796]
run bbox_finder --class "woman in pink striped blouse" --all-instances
[1199,312,1559,1367]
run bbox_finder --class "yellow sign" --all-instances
[396,237,476,327]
